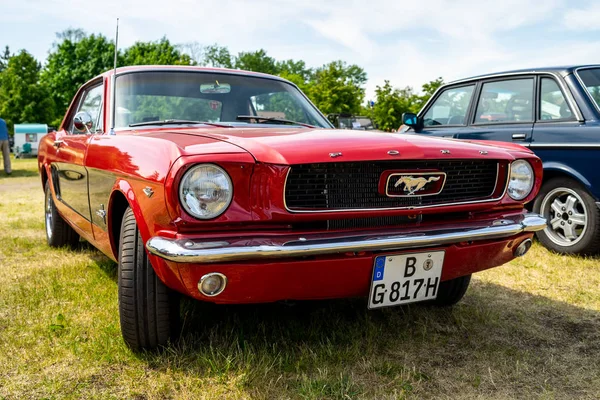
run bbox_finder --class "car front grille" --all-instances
[284,159,503,211]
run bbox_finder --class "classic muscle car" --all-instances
[38,66,546,350]
[401,65,600,255]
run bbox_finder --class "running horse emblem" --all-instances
[394,176,441,195]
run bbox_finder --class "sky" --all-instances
[1,0,600,100]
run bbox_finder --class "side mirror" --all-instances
[73,111,94,133]
[402,112,419,127]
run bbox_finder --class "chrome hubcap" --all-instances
[45,188,53,240]
[541,187,587,247]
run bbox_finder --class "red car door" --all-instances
[52,83,104,239]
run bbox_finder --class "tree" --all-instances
[371,81,416,131]
[0,46,11,73]
[411,77,444,112]
[234,49,278,75]
[306,61,367,115]
[178,41,204,65]
[0,50,55,131]
[41,30,114,126]
[202,44,234,68]
[122,37,193,66]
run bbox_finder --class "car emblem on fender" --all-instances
[381,172,447,197]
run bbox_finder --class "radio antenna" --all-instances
[109,18,119,135]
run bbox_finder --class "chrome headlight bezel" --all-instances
[507,160,534,201]
[178,163,233,220]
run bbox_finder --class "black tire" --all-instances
[431,275,471,307]
[44,181,79,248]
[118,207,180,350]
[533,177,600,255]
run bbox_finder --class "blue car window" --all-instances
[540,78,573,120]
[474,79,534,124]
[423,85,474,127]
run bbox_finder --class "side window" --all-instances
[422,85,474,127]
[540,78,573,120]
[75,84,103,133]
[474,78,533,123]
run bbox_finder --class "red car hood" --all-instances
[149,127,529,165]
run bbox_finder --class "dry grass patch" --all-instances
[1,156,599,399]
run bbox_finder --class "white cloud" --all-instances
[563,4,600,31]
[4,0,597,102]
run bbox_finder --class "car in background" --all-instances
[401,65,600,255]
[38,65,545,350]
[328,113,378,130]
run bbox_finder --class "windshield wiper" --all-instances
[129,119,233,128]
[236,115,315,128]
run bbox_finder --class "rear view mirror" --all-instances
[200,81,231,94]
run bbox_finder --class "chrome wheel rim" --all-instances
[45,187,53,240]
[540,187,588,247]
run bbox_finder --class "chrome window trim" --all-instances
[283,162,506,213]
[574,66,600,115]
[419,71,583,123]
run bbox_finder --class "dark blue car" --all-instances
[402,65,600,255]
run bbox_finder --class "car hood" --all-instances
[147,127,528,165]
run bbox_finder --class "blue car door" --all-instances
[458,76,535,144]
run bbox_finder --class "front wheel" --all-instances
[118,207,180,350]
[533,178,600,255]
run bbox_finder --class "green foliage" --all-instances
[306,60,367,115]
[370,81,414,131]
[0,50,55,131]
[40,30,114,126]
[122,37,193,66]
[370,77,445,131]
[202,44,234,68]
[235,49,278,75]
[412,76,444,112]
[0,45,11,73]
[0,28,443,131]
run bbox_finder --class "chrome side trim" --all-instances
[146,213,547,264]
[283,162,506,213]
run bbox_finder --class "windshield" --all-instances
[114,71,331,129]
[577,68,600,110]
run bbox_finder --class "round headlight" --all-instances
[179,164,233,219]
[508,160,534,200]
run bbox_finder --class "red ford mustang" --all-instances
[38,66,547,350]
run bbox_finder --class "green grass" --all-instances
[1,155,600,399]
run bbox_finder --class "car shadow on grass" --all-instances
[129,279,600,397]
[0,168,40,178]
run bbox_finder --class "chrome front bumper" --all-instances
[146,213,547,264]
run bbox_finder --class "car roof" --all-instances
[96,65,291,83]
[448,64,600,85]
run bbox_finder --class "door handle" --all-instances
[511,133,527,141]
[53,140,64,148]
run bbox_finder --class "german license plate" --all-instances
[368,251,444,309]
